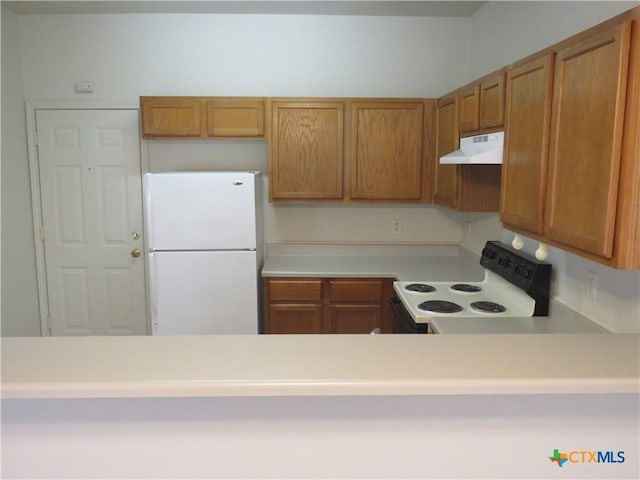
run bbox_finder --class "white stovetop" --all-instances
[393,272,536,323]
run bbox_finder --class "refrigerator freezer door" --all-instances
[145,172,257,251]
[150,250,258,335]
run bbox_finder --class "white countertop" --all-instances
[261,243,485,281]
[261,243,609,334]
[2,334,638,399]
[430,300,610,334]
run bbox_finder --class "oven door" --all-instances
[389,294,429,334]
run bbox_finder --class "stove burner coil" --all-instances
[418,300,464,314]
[405,283,436,293]
[470,301,507,313]
[450,283,482,293]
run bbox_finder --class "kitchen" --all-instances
[2,1,639,478]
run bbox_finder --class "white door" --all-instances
[36,109,147,335]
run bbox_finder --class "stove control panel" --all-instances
[481,241,551,315]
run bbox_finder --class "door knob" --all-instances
[131,248,141,258]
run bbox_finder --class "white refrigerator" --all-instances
[144,171,263,335]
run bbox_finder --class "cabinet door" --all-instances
[206,99,265,138]
[270,102,344,200]
[479,72,506,128]
[546,21,631,258]
[501,54,554,234]
[141,97,202,137]
[434,94,459,208]
[458,84,480,132]
[328,305,381,334]
[266,304,323,334]
[350,102,424,200]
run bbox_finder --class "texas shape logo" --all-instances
[550,449,568,467]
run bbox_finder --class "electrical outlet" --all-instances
[586,271,598,301]
[391,218,401,234]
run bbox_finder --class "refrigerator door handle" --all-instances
[148,252,159,332]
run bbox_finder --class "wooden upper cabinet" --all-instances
[205,99,265,137]
[545,20,632,259]
[269,101,344,201]
[434,93,459,208]
[140,96,266,138]
[350,101,424,201]
[501,53,554,235]
[141,97,202,137]
[434,91,501,212]
[458,71,506,133]
[479,72,506,128]
[458,84,480,132]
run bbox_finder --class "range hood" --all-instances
[439,131,504,165]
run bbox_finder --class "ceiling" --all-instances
[2,1,488,17]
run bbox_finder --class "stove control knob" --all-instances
[515,265,531,279]
[482,247,498,260]
[498,256,512,268]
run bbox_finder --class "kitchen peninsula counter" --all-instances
[2,333,638,399]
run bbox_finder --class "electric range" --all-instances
[390,241,551,333]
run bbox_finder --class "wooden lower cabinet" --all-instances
[267,304,323,334]
[328,305,381,334]
[264,277,393,334]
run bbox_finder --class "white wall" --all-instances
[468,1,640,333]
[18,13,470,98]
[469,0,640,79]
[146,140,464,244]
[1,11,473,335]
[1,6,41,336]
[3,394,639,478]
[17,11,472,244]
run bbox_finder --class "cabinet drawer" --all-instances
[328,279,383,302]
[268,279,323,302]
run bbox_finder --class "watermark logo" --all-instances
[549,449,568,467]
[549,449,625,467]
